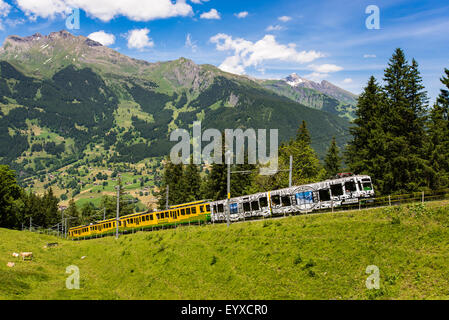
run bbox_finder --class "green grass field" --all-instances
[1,201,449,300]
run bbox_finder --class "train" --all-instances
[68,174,374,240]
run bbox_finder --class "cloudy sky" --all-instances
[0,0,448,101]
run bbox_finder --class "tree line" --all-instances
[0,165,137,230]
[156,121,342,206]
[347,48,449,194]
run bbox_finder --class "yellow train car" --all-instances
[68,200,212,240]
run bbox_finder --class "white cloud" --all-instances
[0,0,11,17]
[363,54,377,58]
[200,8,220,19]
[190,0,209,3]
[266,25,283,31]
[343,78,353,84]
[308,64,343,73]
[235,11,248,19]
[87,30,116,46]
[126,28,154,50]
[210,33,324,75]
[278,16,292,22]
[15,0,193,21]
[185,33,197,52]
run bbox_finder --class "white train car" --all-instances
[210,175,374,223]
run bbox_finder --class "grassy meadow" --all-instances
[1,201,449,300]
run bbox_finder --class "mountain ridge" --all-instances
[0,30,351,207]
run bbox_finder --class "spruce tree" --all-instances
[324,137,342,178]
[183,157,203,202]
[346,76,385,188]
[297,120,311,145]
[382,49,428,193]
[428,68,449,189]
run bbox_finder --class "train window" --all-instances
[362,179,373,190]
[251,201,260,211]
[230,203,238,214]
[358,181,363,191]
[192,207,197,214]
[181,209,185,216]
[281,196,292,207]
[150,215,154,221]
[218,204,224,213]
[319,189,331,201]
[200,205,205,213]
[243,202,251,212]
[206,205,210,212]
[345,180,357,192]
[260,197,268,207]
[186,208,191,215]
[271,195,281,206]
[331,184,343,196]
[156,214,160,219]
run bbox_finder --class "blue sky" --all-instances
[0,0,448,101]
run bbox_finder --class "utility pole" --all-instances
[103,207,106,220]
[289,155,293,188]
[29,217,32,232]
[61,210,64,238]
[166,185,169,210]
[226,150,231,228]
[116,184,120,239]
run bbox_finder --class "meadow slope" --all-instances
[1,202,449,300]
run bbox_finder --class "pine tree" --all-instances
[347,49,428,194]
[427,68,449,189]
[382,49,428,193]
[297,120,311,145]
[66,199,80,228]
[157,159,187,208]
[0,165,21,228]
[324,137,342,178]
[183,157,203,202]
[204,148,227,201]
[346,76,385,187]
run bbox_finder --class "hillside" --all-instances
[0,30,351,208]
[260,74,358,121]
[262,79,357,121]
[1,201,449,300]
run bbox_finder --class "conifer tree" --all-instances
[347,49,428,194]
[346,76,385,187]
[428,68,449,189]
[297,120,311,145]
[382,49,428,193]
[157,158,187,208]
[183,156,203,202]
[324,137,342,177]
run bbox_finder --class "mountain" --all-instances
[0,30,352,206]
[260,73,358,121]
